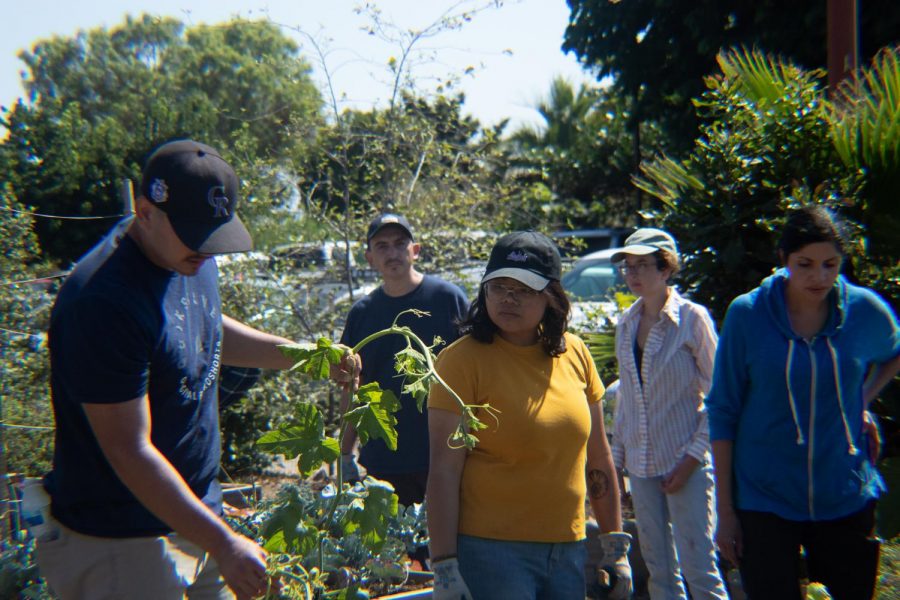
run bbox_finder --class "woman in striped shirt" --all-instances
[611,228,729,599]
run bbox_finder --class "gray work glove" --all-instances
[340,453,364,483]
[597,532,632,599]
[432,557,473,600]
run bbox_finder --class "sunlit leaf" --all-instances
[279,338,345,380]
[256,403,341,475]
[344,383,400,450]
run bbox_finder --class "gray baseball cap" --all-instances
[610,228,678,263]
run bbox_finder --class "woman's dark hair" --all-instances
[777,205,848,262]
[459,280,571,357]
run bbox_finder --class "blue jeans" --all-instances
[629,464,728,600]
[457,534,587,600]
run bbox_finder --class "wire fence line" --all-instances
[0,326,43,338]
[0,422,54,431]
[0,205,128,220]
[1,273,69,287]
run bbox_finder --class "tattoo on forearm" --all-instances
[588,469,610,499]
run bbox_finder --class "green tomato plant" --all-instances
[249,310,497,598]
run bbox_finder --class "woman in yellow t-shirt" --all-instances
[426,231,632,600]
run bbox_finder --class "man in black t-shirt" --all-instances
[339,214,468,508]
[37,139,299,600]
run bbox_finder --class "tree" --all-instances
[507,77,665,227]
[829,46,900,277]
[635,49,861,321]
[280,1,538,279]
[0,185,55,476]
[562,0,900,155]
[0,15,322,264]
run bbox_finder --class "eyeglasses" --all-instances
[484,281,542,302]
[616,262,657,276]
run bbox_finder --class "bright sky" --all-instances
[0,0,596,131]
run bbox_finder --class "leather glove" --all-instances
[597,532,632,600]
[340,453,364,483]
[432,557,473,600]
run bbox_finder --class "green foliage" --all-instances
[0,15,322,263]
[877,457,900,539]
[0,188,54,476]
[877,537,900,599]
[300,92,532,267]
[829,46,900,275]
[256,404,341,478]
[344,384,400,451]
[0,538,52,599]
[243,482,422,597]
[506,78,664,227]
[563,0,900,154]
[252,309,482,596]
[635,48,859,321]
[215,252,362,474]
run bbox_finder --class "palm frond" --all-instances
[829,46,900,171]
[717,47,810,108]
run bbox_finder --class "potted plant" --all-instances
[247,310,494,599]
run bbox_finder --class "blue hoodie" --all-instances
[707,269,899,521]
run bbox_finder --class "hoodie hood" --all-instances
[757,268,859,456]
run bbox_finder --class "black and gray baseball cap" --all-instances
[366,213,415,243]
[610,228,678,263]
[482,231,562,291]
[140,139,252,254]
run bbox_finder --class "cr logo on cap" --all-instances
[207,186,230,218]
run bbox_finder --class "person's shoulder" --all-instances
[840,279,896,320]
[563,331,592,355]
[726,285,763,314]
[435,333,479,363]
[674,292,714,320]
[347,286,381,312]
[423,274,467,296]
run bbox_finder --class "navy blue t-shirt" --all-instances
[46,221,223,537]
[340,275,468,474]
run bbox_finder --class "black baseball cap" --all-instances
[482,231,562,291]
[366,213,415,244]
[140,139,252,254]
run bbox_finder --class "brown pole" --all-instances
[827,0,858,95]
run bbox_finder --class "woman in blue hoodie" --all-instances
[706,206,900,600]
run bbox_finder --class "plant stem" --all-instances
[350,325,467,412]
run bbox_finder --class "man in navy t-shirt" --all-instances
[339,214,468,508]
[37,139,299,600]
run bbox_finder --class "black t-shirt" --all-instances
[46,221,223,537]
[340,275,468,474]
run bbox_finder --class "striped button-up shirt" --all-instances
[611,288,718,478]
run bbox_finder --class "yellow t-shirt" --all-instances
[428,331,605,542]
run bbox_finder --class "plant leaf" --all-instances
[278,338,345,380]
[256,403,341,476]
[344,383,400,450]
[342,478,398,551]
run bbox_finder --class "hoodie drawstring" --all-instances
[826,338,860,456]
[785,339,806,446]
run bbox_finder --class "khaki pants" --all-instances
[35,516,234,600]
